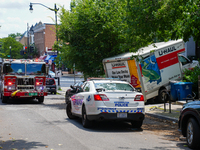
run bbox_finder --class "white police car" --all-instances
[66,79,145,128]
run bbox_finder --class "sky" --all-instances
[0,0,71,38]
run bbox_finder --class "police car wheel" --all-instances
[131,120,143,128]
[82,106,91,128]
[66,103,77,119]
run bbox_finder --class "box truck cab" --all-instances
[103,40,188,103]
[178,54,199,71]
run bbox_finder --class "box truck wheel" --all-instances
[158,88,168,103]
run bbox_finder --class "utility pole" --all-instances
[27,23,30,58]
[9,46,11,59]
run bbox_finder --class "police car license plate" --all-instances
[117,113,127,118]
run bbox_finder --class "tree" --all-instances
[8,33,22,39]
[127,0,200,44]
[57,0,200,78]
[0,37,23,59]
[126,0,168,50]
[57,0,128,77]
[155,0,200,43]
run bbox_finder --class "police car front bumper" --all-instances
[87,113,145,121]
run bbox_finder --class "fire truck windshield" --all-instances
[26,64,46,75]
[3,63,46,76]
[3,63,25,75]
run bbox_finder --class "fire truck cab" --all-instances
[0,59,48,103]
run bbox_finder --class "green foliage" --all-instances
[8,33,22,39]
[57,0,129,77]
[127,0,167,50]
[0,37,23,59]
[153,0,200,43]
[182,66,200,98]
[127,0,200,44]
[56,0,200,78]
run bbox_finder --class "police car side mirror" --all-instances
[96,88,105,92]
[78,88,83,93]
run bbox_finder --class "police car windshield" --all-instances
[95,82,134,91]
[3,63,25,75]
[26,64,46,75]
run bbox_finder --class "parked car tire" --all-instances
[65,91,71,104]
[82,105,92,128]
[186,118,200,149]
[131,120,143,128]
[66,102,77,119]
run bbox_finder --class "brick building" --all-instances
[19,31,28,46]
[33,21,57,56]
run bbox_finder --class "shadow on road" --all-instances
[0,98,41,105]
[65,117,143,133]
[0,139,47,150]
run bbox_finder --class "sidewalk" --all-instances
[145,102,185,123]
[62,71,83,77]
[57,87,185,123]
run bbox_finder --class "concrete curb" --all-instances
[62,73,83,78]
[145,112,178,123]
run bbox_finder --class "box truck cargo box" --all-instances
[103,39,185,103]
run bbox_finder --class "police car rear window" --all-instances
[94,82,133,91]
[46,79,55,85]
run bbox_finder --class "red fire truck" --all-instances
[0,59,48,103]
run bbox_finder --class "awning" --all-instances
[49,55,57,61]
[44,55,57,63]
[39,55,47,60]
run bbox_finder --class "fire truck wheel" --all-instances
[2,96,8,103]
[38,96,44,103]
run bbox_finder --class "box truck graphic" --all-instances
[140,54,161,84]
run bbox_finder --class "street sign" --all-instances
[56,70,62,78]
[7,55,10,57]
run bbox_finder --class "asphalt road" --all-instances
[0,77,191,150]
[0,92,191,150]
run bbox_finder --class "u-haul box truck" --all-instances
[103,39,185,103]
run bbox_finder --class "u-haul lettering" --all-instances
[111,62,126,69]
